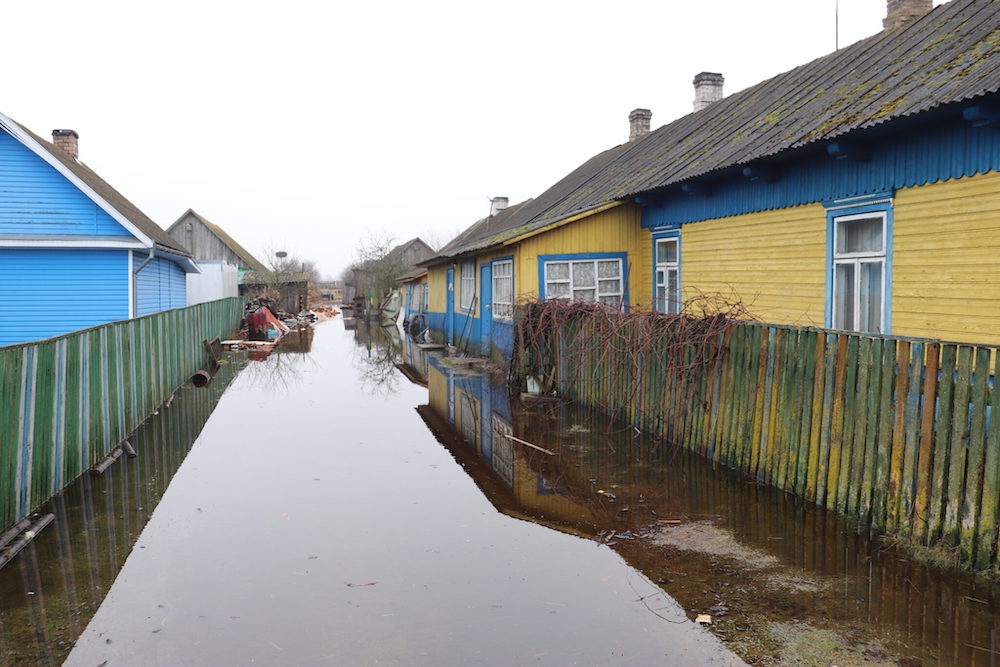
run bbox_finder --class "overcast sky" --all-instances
[2,0,947,279]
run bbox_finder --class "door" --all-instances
[446,267,455,345]
[479,263,492,354]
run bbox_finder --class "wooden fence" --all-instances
[0,297,245,529]
[519,313,1000,571]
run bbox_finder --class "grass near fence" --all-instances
[515,303,1000,572]
[0,297,245,528]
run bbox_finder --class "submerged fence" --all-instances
[517,307,1000,571]
[0,297,245,528]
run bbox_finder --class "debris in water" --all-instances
[346,581,378,587]
[696,614,712,624]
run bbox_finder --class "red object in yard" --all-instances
[247,306,291,341]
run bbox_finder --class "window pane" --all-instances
[656,239,677,264]
[859,262,883,333]
[655,285,666,311]
[572,262,596,287]
[667,269,679,314]
[546,262,569,281]
[599,296,619,306]
[547,282,570,298]
[598,279,620,295]
[837,217,882,254]
[597,260,620,279]
[834,263,855,329]
[573,288,596,302]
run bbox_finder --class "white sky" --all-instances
[2,0,947,279]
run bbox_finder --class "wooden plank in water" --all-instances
[959,346,991,563]
[975,349,1000,570]
[928,344,956,544]
[912,343,939,543]
[943,345,973,547]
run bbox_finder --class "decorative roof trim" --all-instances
[0,112,155,248]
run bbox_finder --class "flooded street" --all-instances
[4,319,1000,665]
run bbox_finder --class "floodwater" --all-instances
[2,320,1000,664]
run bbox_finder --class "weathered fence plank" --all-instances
[515,306,1000,572]
[0,297,245,529]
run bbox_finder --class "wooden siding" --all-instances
[0,129,131,238]
[135,254,187,317]
[168,212,252,269]
[681,204,826,324]
[0,249,129,346]
[514,204,650,308]
[428,265,448,312]
[893,172,1000,344]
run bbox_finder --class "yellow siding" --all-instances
[428,365,448,418]
[893,172,1000,344]
[428,265,448,312]
[514,204,651,308]
[681,204,827,325]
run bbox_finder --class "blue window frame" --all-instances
[538,252,629,310]
[824,193,893,333]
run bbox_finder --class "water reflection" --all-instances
[419,348,1000,665]
[0,355,248,666]
[350,321,405,396]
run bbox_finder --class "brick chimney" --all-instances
[883,0,932,31]
[52,129,79,160]
[489,196,509,216]
[629,108,652,141]
[693,72,725,112]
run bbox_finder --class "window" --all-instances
[543,258,623,307]
[492,259,513,320]
[654,238,680,314]
[832,213,885,333]
[460,262,475,310]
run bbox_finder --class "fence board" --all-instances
[0,298,245,529]
[516,308,1000,571]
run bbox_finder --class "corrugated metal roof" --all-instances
[426,0,1000,263]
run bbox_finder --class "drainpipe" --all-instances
[132,246,156,316]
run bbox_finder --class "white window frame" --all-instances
[492,259,513,321]
[543,258,623,307]
[459,261,475,310]
[832,211,886,333]
[654,238,680,314]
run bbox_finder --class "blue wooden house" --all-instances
[0,113,198,346]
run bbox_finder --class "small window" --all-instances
[832,213,885,333]
[544,258,623,307]
[655,238,680,314]
[459,262,475,310]
[492,260,513,320]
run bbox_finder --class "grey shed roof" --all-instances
[4,118,192,256]
[425,0,1000,264]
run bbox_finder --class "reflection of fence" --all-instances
[0,297,245,528]
[519,312,1000,571]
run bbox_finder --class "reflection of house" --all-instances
[0,115,198,345]
[423,0,1000,348]
[166,209,267,305]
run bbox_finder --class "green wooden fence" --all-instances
[0,297,245,529]
[519,313,1000,571]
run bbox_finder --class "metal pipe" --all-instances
[131,246,156,317]
[0,514,55,570]
[0,518,33,552]
[121,440,137,458]
[89,446,123,475]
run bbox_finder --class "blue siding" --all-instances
[134,254,188,316]
[0,129,133,237]
[0,248,129,345]
[640,118,1000,227]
